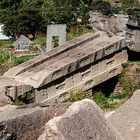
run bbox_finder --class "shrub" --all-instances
[14,92,35,105]
[64,89,86,102]
[118,70,134,93]
[92,91,110,109]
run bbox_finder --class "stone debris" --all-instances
[108,89,140,140]
[39,99,123,140]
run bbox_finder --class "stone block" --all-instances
[91,63,100,76]
[108,89,140,140]
[0,104,70,140]
[122,49,128,62]
[65,77,75,89]
[39,99,123,140]
[99,59,107,73]
[115,51,123,64]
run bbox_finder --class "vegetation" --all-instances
[0,50,10,64]
[13,92,35,105]
[0,0,138,39]
[11,55,35,65]
[92,91,132,112]
[0,50,35,66]
[64,90,86,102]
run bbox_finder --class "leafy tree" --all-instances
[42,0,91,26]
[0,0,44,38]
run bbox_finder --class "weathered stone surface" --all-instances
[39,99,123,140]
[126,18,140,52]
[89,12,128,37]
[0,103,70,140]
[108,89,140,140]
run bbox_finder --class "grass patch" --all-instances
[67,25,93,41]
[118,69,134,93]
[0,50,10,64]
[0,50,35,66]
[0,39,13,49]
[92,91,132,112]
[11,55,35,65]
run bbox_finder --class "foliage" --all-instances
[118,70,134,93]
[42,0,91,26]
[0,0,44,38]
[92,91,132,112]
[127,8,140,20]
[64,90,86,102]
[92,0,113,15]
[122,62,129,68]
[0,49,35,65]
[0,50,10,64]
[11,55,35,65]
[0,0,138,38]
[67,25,93,41]
[33,36,46,46]
[109,91,132,100]
[92,91,110,109]
[0,39,13,48]
[14,92,35,105]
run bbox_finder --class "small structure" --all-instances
[46,24,67,52]
[0,25,10,40]
[13,35,33,52]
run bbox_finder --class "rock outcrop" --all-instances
[39,99,123,140]
[89,12,128,37]
[0,103,70,140]
[108,89,140,140]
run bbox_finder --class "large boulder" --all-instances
[39,99,123,140]
[108,89,140,140]
[0,103,70,140]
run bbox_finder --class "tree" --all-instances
[42,0,91,26]
[0,0,44,38]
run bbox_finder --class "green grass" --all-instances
[33,36,46,46]
[0,50,35,66]
[67,25,93,41]
[11,55,35,65]
[92,91,132,112]
[0,39,13,49]
[0,50,10,64]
